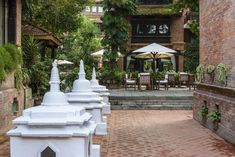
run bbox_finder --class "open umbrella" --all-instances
[131,43,176,72]
[91,49,123,57]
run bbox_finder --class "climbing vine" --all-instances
[0,44,23,89]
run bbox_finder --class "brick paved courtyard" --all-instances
[95,110,235,157]
[1,110,235,157]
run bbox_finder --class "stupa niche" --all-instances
[90,67,111,114]
[67,60,107,135]
[7,61,100,157]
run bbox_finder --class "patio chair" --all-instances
[179,73,189,87]
[167,73,176,87]
[138,73,152,90]
[124,74,137,90]
[156,74,168,90]
[189,74,197,91]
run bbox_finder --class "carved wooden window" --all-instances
[41,147,56,157]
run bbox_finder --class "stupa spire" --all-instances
[49,60,60,92]
[79,60,86,80]
[92,67,97,80]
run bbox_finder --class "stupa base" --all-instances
[91,144,100,157]
[103,103,111,114]
[95,122,107,135]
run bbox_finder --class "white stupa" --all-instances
[90,67,111,114]
[66,60,107,135]
[7,61,100,157]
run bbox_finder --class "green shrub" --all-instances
[206,65,215,74]
[208,111,221,122]
[216,63,228,86]
[198,105,208,117]
[196,64,205,82]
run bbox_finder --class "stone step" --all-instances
[110,95,193,110]
[0,133,8,145]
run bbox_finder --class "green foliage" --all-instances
[198,105,209,117]
[184,38,199,73]
[208,111,221,122]
[22,36,40,69]
[57,16,101,90]
[0,44,23,87]
[206,65,216,74]
[137,7,176,15]
[171,0,199,36]
[216,63,228,86]
[196,64,205,82]
[22,0,93,34]
[102,0,136,66]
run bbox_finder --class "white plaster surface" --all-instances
[67,61,107,135]
[7,61,100,157]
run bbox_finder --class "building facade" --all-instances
[0,0,32,137]
[83,0,187,71]
[0,0,22,46]
[193,0,235,145]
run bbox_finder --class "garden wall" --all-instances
[193,0,235,145]
[0,73,33,135]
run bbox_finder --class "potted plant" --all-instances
[208,111,221,131]
[206,65,215,84]
[198,105,208,123]
[216,63,228,86]
[196,64,205,82]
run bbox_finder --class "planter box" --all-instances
[193,83,235,144]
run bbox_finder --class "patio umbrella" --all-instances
[91,49,123,57]
[131,43,177,72]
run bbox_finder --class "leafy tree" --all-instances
[184,38,199,73]
[22,0,94,34]
[171,0,199,36]
[101,0,137,68]
[57,16,101,89]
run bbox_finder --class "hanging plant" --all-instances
[198,105,209,117]
[196,64,205,82]
[206,65,215,84]
[208,111,221,122]
[206,65,215,74]
[216,63,228,86]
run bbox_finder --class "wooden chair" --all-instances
[167,73,176,87]
[124,74,137,90]
[138,73,152,90]
[156,74,168,90]
[179,73,189,87]
[189,74,197,91]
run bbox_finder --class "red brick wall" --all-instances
[16,0,21,46]
[200,0,235,87]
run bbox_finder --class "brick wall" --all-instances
[16,0,21,46]
[194,0,235,145]
[200,0,235,87]
[193,84,235,145]
[0,74,24,134]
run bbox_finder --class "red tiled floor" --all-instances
[2,110,235,157]
[95,110,235,157]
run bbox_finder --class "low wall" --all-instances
[193,83,235,145]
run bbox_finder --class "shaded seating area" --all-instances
[138,73,152,90]
[124,74,137,90]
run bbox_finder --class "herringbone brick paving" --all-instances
[94,110,235,157]
[1,110,235,157]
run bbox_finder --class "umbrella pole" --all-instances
[153,53,156,72]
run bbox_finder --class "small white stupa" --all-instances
[66,60,107,135]
[90,67,111,114]
[7,61,100,157]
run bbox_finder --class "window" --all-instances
[12,98,19,116]
[137,0,173,5]
[85,6,91,12]
[98,6,103,13]
[91,6,97,12]
[131,17,171,43]
[41,147,56,157]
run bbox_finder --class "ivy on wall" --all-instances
[0,44,23,86]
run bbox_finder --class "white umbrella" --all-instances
[131,43,177,72]
[57,60,74,65]
[91,49,123,57]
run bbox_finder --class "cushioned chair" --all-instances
[156,74,168,90]
[179,73,189,87]
[138,73,152,90]
[124,74,137,90]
